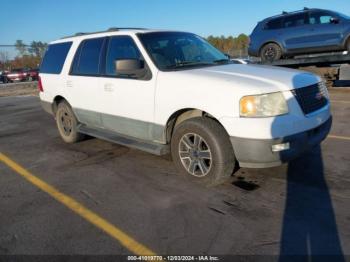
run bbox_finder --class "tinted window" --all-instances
[309,11,333,24]
[72,37,105,75]
[138,32,228,70]
[105,36,142,75]
[283,13,307,28]
[265,18,283,30]
[40,42,72,74]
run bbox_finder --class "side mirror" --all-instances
[330,17,340,24]
[114,59,145,76]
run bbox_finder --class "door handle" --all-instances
[104,83,114,92]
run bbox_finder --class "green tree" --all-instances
[15,40,27,56]
[28,41,48,58]
[206,34,250,58]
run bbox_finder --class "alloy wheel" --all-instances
[178,133,212,177]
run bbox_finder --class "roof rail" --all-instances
[107,27,149,31]
[272,7,313,19]
[61,27,149,39]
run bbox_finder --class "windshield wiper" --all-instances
[213,59,230,64]
[166,61,214,69]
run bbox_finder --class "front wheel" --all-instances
[171,117,236,186]
[56,101,85,143]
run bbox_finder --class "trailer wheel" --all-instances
[260,43,282,62]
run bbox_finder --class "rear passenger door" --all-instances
[68,37,106,128]
[280,13,311,51]
[99,35,158,141]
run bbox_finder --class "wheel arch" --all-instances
[164,108,230,144]
[344,33,350,48]
[52,95,69,114]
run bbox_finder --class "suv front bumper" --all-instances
[230,116,332,168]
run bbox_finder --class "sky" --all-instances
[1,0,350,56]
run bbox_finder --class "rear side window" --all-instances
[40,42,72,74]
[283,13,308,28]
[265,18,283,30]
[71,37,105,75]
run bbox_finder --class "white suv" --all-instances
[39,28,332,185]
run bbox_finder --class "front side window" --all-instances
[138,32,229,70]
[309,11,333,24]
[105,36,142,76]
[71,37,105,75]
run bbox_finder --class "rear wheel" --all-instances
[56,101,85,143]
[260,43,282,62]
[171,117,236,186]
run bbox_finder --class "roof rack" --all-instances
[61,27,149,39]
[274,7,313,18]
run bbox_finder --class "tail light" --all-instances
[38,76,44,92]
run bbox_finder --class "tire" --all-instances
[56,101,85,143]
[171,117,236,186]
[260,43,282,62]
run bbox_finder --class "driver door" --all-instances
[99,35,158,141]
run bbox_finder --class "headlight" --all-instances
[240,92,288,117]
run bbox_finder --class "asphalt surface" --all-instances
[0,90,349,259]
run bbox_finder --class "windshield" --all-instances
[138,32,230,70]
[335,11,350,20]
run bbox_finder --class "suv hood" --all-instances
[175,63,321,94]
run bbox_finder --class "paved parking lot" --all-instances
[0,89,349,260]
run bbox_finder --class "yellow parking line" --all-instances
[0,152,157,258]
[328,135,350,141]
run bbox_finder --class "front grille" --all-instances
[291,82,329,115]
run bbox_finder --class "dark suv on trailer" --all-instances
[248,8,350,61]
